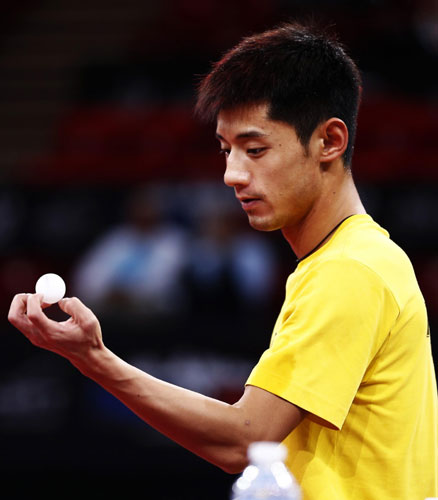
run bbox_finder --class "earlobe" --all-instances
[320,118,349,163]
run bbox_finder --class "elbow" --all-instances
[217,444,249,475]
[220,460,248,475]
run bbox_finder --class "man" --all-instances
[8,22,437,500]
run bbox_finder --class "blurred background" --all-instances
[0,0,437,498]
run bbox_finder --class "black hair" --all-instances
[196,22,362,167]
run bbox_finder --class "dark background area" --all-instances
[0,1,437,498]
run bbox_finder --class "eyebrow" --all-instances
[215,130,268,141]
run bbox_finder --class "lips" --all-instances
[237,196,262,209]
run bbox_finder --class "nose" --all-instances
[223,151,250,188]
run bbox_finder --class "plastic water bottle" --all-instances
[231,441,301,500]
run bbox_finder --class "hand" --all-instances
[8,293,104,364]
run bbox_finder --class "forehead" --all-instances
[216,103,296,141]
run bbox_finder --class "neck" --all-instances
[282,169,366,260]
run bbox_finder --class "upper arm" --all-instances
[246,258,398,430]
[233,384,306,444]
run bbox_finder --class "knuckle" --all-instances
[26,311,40,324]
[82,317,96,331]
[8,316,23,331]
[7,311,16,325]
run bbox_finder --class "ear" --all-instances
[319,118,349,164]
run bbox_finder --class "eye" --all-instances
[247,147,267,156]
[219,148,230,156]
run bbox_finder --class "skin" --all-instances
[217,103,365,258]
[8,102,365,474]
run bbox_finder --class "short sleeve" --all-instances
[246,258,399,429]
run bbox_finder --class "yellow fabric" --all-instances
[247,214,437,500]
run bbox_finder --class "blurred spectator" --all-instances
[72,185,190,316]
[187,205,279,314]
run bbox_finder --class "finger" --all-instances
[58,297,96,328]
[8,293,33,331]
[26,293,59,331]
[8,293,28,320]
[30,293,53,310]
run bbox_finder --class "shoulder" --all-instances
[285,223,423,329]
[295,215,417,295]
[290,256,396,311]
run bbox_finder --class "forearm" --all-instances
[8,293,303,472]
[73,346,251,473]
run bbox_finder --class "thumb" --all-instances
[58,297,96,326]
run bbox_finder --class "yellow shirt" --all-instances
[247,214,437,500]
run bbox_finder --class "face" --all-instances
[216,103,324,237]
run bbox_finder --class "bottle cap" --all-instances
[247,441,288,465]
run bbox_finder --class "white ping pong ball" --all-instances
[35,273,66,304]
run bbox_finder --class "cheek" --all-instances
[281,164,321,207]
[265,147,319,198]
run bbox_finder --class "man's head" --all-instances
[196,22,362,167]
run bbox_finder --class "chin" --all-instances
[247,215,280,232]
